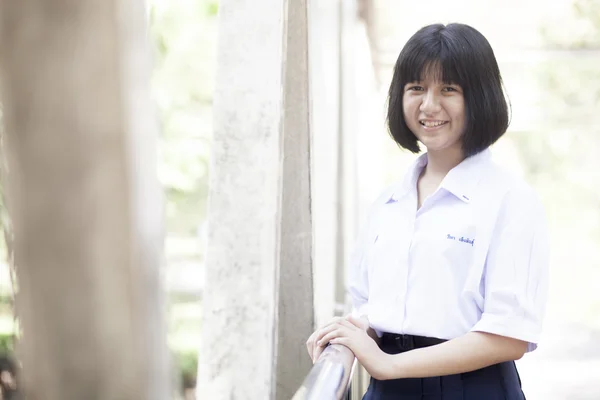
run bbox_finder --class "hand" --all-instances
[318,315,391,380]
[305,314,369,363]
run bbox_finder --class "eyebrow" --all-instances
[405,81,461,86]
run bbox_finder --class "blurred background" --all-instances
[0,0,598,399]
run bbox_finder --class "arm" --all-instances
[366,325,380,344]
[384,331,526,379]
[320,317,525,380]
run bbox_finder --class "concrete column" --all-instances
[198,1,313,399]
[0,1,170,399]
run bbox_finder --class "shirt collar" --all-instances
[388,149,492,203]
[440,149,491,203]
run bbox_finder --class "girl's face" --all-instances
[402,70,466,156]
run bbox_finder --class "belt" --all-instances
[380,332,447,352]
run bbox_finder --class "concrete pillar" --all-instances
[0,1,170,399]
[198,1,313,399]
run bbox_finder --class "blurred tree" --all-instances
[0,0,171,397]
[0,107,18,348]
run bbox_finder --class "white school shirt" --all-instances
[348,149,549,352]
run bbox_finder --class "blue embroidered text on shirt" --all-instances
[459,237,475,246]
[447,234,475,246]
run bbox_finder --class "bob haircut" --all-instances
[387,23,509,157]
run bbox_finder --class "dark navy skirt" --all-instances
[362,333,526,400]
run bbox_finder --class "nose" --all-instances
[420,90,442,114]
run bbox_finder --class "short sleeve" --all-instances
[470,193,550,353]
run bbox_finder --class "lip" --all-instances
[419,120,449,131]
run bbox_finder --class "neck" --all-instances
[423,146,465,179]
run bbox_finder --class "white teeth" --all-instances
[420,120,447,127]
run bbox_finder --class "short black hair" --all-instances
[387,23,510,157]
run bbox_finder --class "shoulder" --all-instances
[480,161,546,224]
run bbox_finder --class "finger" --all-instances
[311,317,351,357]
[307,341,315,359]
[309,323,332,345]
[306,332,317,354]
[345,315,365,329]
[319,316,348,333]
[315,322,343,343]
[319,328,350,346]
[311,333,328,362]
[317,326,340,345]
[330,337,350,347]
[306,330,319,346]
[336,318,361,331]
[312,344,325,364]
[314,316,349,340]
[317,316,343,330]
[312,339,329,363]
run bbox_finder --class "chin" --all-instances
[420,141,459,154]
[418,138,445,150]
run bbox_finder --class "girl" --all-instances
[306,23,549,399]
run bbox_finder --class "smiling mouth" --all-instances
[419,120,449,128]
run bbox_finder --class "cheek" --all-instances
[402,96,419,116]
[450,99,466,120]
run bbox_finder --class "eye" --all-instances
[442,86,460,93]
[406,85,424,92]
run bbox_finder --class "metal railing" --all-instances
[291,344,356,400]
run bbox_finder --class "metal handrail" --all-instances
[291,344,356,400]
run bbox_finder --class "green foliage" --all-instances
[206,1,219,16]
[147,0,217,390]
[0,333,13,355]
[174,349,198,389]
[149,0,218,235]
